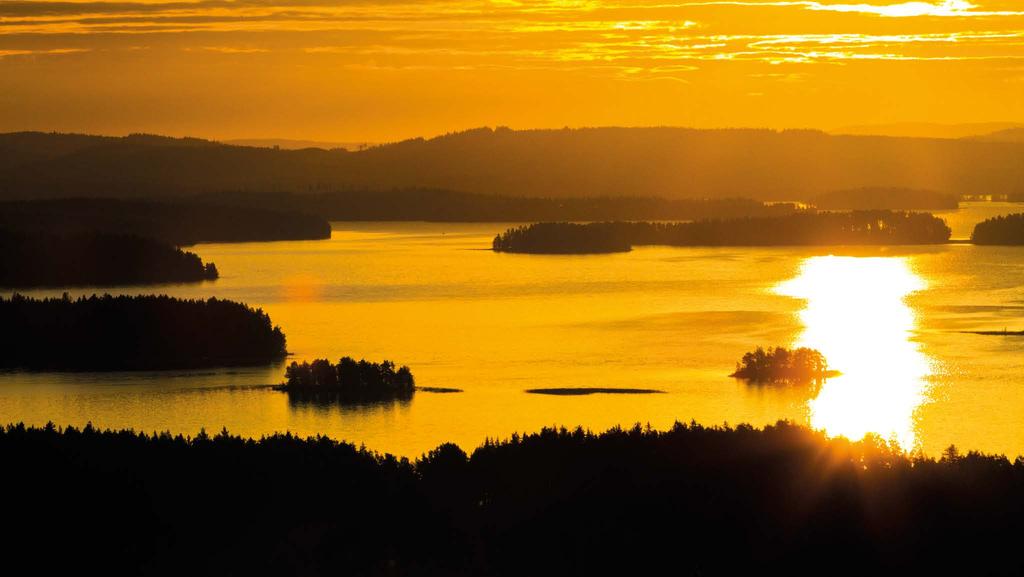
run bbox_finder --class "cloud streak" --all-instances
[1,0,1023,139]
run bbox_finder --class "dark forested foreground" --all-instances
[0,230,217,287]
[0,294,286,370]
[810,187,960,210]
[2,421,1023,576]
[0,198,330,245]
[279,357,415,402]
[197,189,802,222]
[971,213,1024,245]
[493,211,953,253]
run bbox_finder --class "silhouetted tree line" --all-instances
[281,357,415,401]
[0,198,330,245]
[811,187,959,210]
[0,230,217,287]
[493,222,634,254]
[0,293,286,370]
[2,420,1023,575]
[493,211,952,253]
[731,346,830,382]
[194,189,802,222]
[971,213,1024,244]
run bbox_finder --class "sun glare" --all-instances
[775,256,933,450]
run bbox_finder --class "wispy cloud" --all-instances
[0,47,88,57]
[0,1,1022,89]
[808,0,1024,17]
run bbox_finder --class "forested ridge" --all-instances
[0,294,287,370]
[0,198,330,245]
[972,213,1024,245]
[3,128,1023,200]
[193,189,801,222]
[0,230,217,287]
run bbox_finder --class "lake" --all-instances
[3,203,1024,458]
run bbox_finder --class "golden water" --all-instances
[2,206,1024,457]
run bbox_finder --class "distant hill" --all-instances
[2,127,1024,200]
[831,122,1024,140]
[970,128,1024,143]
[194,189,801,222]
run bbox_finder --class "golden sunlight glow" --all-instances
[810,0,1022,18]
[775,256,933,449]
[2,0,1024,138]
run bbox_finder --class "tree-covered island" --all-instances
[493,211,952,254]
[278,357,416,402]
[0,293,287,370]
[731,346,835,383]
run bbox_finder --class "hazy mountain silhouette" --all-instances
[832,122,1024,139]
[971,128,1024,143]
[3,127,1024,200]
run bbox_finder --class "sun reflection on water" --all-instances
[775,256,933,450]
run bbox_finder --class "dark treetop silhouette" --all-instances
[492,211,952,254]
[0,230,217,287]
[731,346,833,382]
[971,213,1024,245]
[0,293,286,370]
[279,357,415,402]
[2,420,1023,576]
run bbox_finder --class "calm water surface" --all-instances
[3,203,1024,457]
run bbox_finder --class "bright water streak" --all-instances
[776,257,932,450]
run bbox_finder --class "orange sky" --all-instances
[1,0,1023,141]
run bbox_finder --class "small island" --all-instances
[730,346,835,383]
[971,213,1024,245]
[278,357,416,402]
[493,222,633,254]
[492,211,952,254]
[526,387,665,395]
[0,293,287,370]
[962,328,1024,336]
[0,230,218,287]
